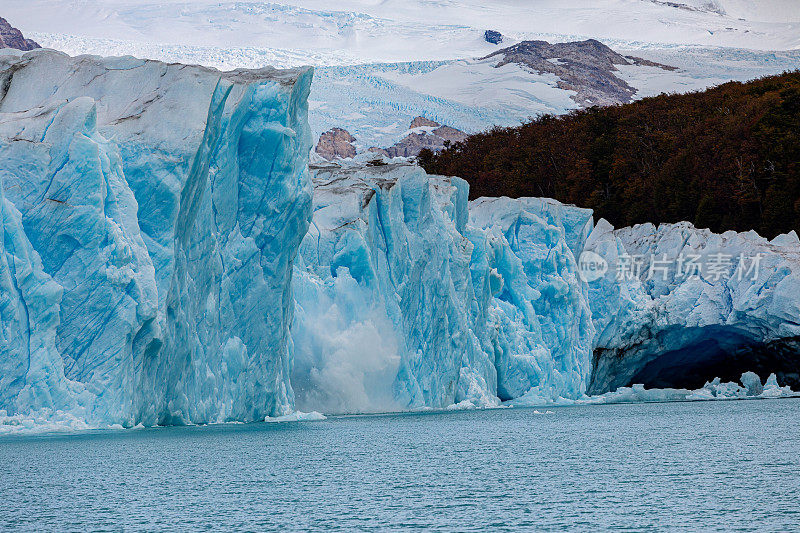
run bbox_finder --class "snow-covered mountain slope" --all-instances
[0,49,312,427]
[12,36,795,149]
[4,2,798,148]
[309,45,800,149]
[5,0,799,65]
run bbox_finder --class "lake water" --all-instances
[2,399,799,531]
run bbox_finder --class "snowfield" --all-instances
[5,0,800,63]
[4,1,799,147]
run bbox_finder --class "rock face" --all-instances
[0,17,39,51]
[0,49,313,427]
[315,127,356,160]
[650,0,726,15]
[484,39,675,106]
[484,30,503,45]
[409,116,439,129]
[370,117,468,158]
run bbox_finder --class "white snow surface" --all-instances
[4,1,799,148]
[308,46,800,148]
[5,0,799,66]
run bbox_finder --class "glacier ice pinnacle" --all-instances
[0,49,313,426]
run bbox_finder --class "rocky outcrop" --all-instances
[650,0,726,15]
[0,17,39,51]
[484,39,675,107]
[484,30,503,45]
[409,116,439,129]
[315,127,357,160]
[370,117,468,158]
[315,119,466,161]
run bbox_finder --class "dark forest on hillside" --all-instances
[419,71,800,239]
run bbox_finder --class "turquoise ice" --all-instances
[0,49,313,426]
[292,160,595,412]
[1,50,798,431]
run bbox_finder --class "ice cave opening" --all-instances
[590,327,800,394]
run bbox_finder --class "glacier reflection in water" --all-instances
[2,399,799,531]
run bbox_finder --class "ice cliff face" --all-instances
[585,220,800,393]
[291,159,798,413]
[1,50,797,428]
[0,49,312,426]
[468,196,594,402]
[293,162,496,412]
[291,159,594,413]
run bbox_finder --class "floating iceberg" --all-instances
[507,372,798,407]
[0,49,313,427]
[264,410,326,423]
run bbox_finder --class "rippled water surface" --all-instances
[2,399,799,531]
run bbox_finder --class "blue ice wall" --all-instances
[0,49,313,426]
[2,49,798,429]
[292,161,595,412]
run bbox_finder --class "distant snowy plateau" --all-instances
[1,1,799,432]
[3,0,800,147]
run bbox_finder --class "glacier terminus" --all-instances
[0,48,313,428]
[1,49,799,432]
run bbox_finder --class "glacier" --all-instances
[291,156,799,413]
[1,49,799,432]
[291,157,596,413]
[0,48,313,427]
[585,220,800,394]
[292,161,498,412]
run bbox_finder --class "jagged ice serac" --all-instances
[1,49,799,433]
